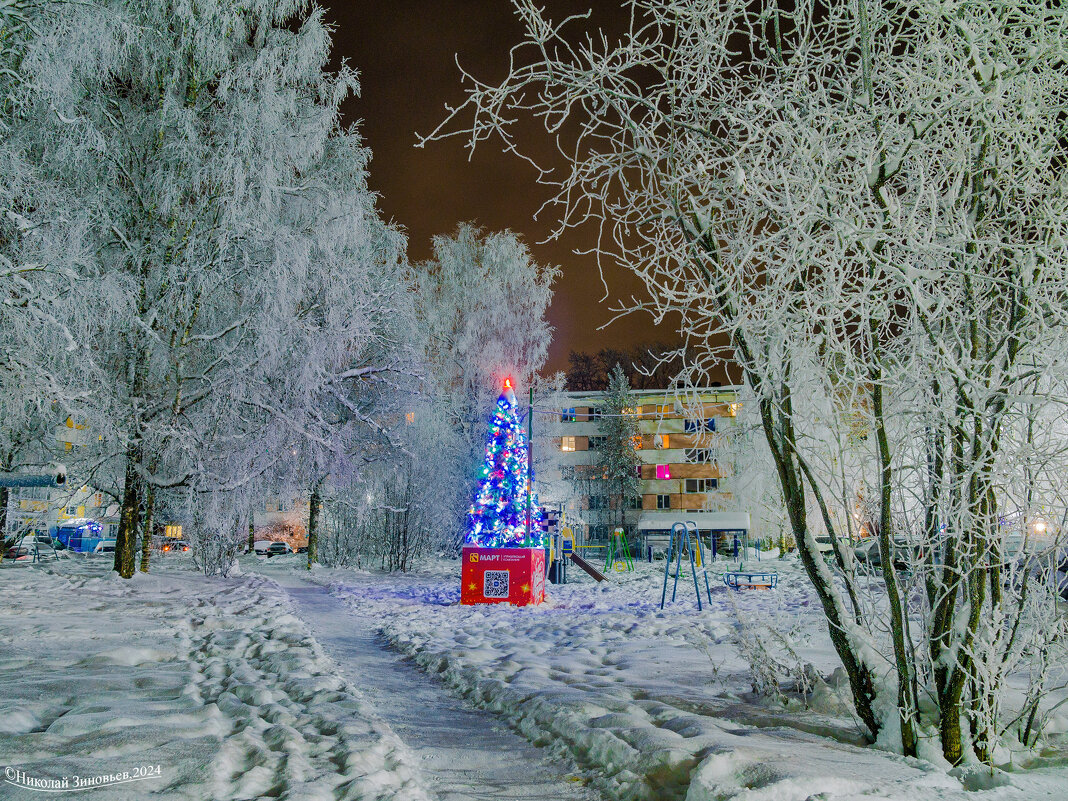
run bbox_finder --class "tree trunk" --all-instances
[872,378,918,757]
[306,483,320,570]
[139,482,155,573]
[113,446,141,578]
[754,388,880,739]
[0,485,8,545]
[248,513,255,553]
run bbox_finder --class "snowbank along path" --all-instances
[278,577,600,801]
[0,561,429,801]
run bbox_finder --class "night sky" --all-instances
[323,1,669,375]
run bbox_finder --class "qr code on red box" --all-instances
[483,570,509,598]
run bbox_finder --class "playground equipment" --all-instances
[660,521,713,610]
[570,551,607,582]
[717,530,778,590]
[604,528,634,573]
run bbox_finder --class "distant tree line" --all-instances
[565,344,684,391]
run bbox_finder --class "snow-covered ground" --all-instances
[307,555,1068,801]
[0,558,429,800]
[5,553,1068,800]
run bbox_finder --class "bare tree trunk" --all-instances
[138,482,155,573]
[0,485,9,545]
[114,445,141,578]
[751,380,880,739]
[872,377,918,757]
[248,510,255,553]
[306,482,321,570]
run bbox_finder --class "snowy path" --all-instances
[280,580,601,801]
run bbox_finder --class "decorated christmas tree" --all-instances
[465,378,545,548]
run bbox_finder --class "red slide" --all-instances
[569,552,607,582]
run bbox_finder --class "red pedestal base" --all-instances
[460,546,545,606]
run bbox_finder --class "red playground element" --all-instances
[461,546,545,606]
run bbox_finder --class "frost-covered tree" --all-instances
[597,364,641,535]
[430,0,1068,764]
[7,0,411,578]
[409,224,558,546]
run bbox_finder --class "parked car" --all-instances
[296,546,308,554]
[813,535,835,555]
[3,534,58,561]
[266,542,291,557]
[253,540,273,555]
[93,539,117,555]
[853,538,918,570]
[161,539,190,553]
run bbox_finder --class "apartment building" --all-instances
[543,387,751,549]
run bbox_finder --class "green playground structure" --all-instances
[604,528,634,573]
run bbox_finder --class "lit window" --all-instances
[656,464,671,480]
[560,408,576,422]
[657,494,671,509]
[685,478,718,493]
[630,434,643,450]
[561,436,576,452]
[661,434,670,449]
[405,412,415,424]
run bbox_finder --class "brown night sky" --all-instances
[322,1,673,375]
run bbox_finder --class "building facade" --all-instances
[542,387,751,550]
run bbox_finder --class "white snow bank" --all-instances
[0,560,429,801]
[321,559,1063,801]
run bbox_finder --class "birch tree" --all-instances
[429,0,1068,764]
[9,0,411,577]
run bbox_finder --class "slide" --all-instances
[569,552,607,582]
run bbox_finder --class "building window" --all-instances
[589,407,602,420]
[684,418,717,433]
[588,436,606,450]
[685,478,718,493]
[589,523,611,540]
[657,494,671,510]
[405,412,415,424]
[588,495,609,511]
[560,408,576,422]
[655,464,671,480]
[627,496,642,510]
[561,436,576,452]
[685,448,713,463]
[562,466,576,481]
